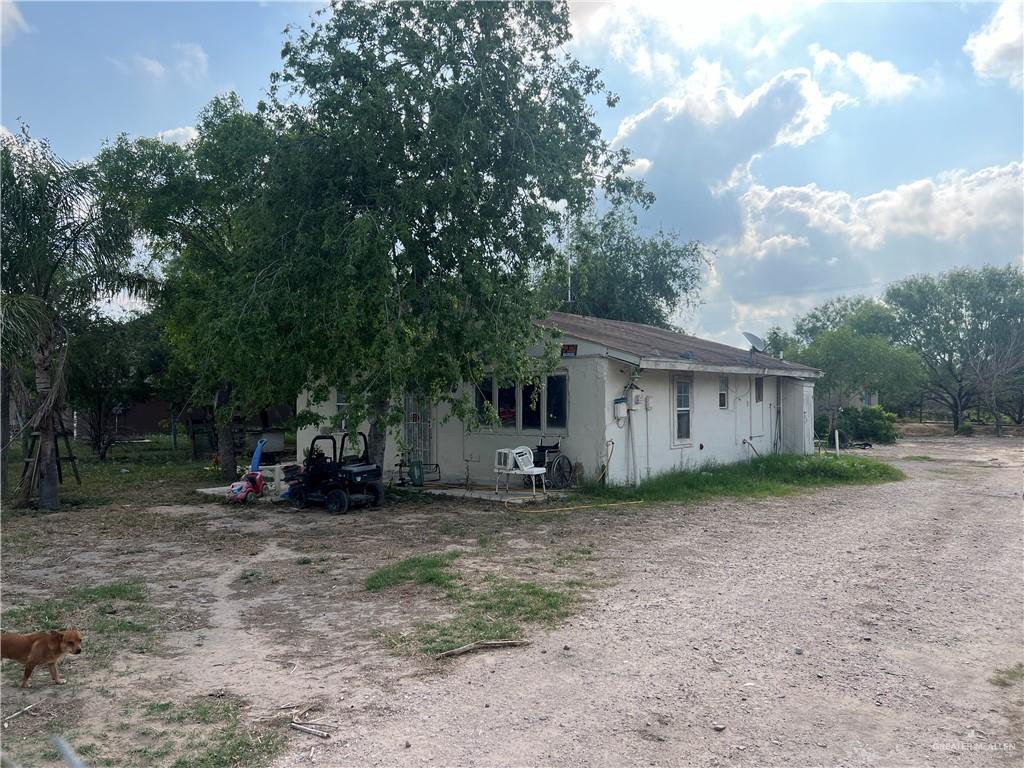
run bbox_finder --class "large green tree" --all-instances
[66,312,162,460]
[885,265,1024,432]
[98,95,283,478]
[799,328,924,432]
[257,0,638,463]
[1,128,144,508]
[536,204,706,328]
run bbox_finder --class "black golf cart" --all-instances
[286,433,384,514]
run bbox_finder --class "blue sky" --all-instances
[3,0,1022,346]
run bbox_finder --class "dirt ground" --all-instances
[1,436,1021,767]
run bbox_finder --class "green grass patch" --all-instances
[901,455,937,461]
[1,579,157,668]
[553,544,594,567]
[73,581,148,603]
[401,579,574,655]
[365,550,462,592]
[2,433,217,517]
[582,453,904,505]
[469,578,574,624]
[414,615,524,656]
[990,662,1024,687]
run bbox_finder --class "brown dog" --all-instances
[1,629,83,688]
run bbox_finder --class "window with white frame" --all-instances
[755,376,764,403]
[674,377,691,442]
[719,375,729,409]
[473,374,568,432]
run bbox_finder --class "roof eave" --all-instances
[638,357,824,378]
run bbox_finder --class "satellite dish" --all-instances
[743,331,767,353]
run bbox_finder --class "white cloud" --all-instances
[615,58,853,152]
[156,126,198,145]
[692,162,1023,344]
[809,44,923,102]
[1,0,30,43]
[173,42,209,84]
[748,25,800,59]
[135,55,167,79]
[964,0,1023,89]
[108,42,208,84]
[736,161,1023,251]
[624,157,652,177]
[570,0,816,81]
[570,0,815,54]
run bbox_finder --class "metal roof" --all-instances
[541,312,820,376]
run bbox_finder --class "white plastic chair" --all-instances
[493,446,547,495]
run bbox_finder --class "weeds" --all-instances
[990,663,1024,687]
[365,550,462,592]
[581,453,904,505]
[1,579,156,667]
[369,551,577,655]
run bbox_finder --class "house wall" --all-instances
[600,364,781,485]
[433,350,610,485]
[433,357,814,487]
[296,341,815,486]
[295,390,401,472]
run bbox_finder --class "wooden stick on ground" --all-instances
[3,703,38,724]
[434,639,530,660]
[290,722,330,738]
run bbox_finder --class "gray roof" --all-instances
[541,312,819,376]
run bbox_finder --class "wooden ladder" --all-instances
[18,416,82,497]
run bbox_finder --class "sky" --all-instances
[3,0,1022,347]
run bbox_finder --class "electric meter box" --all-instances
[628,390,644,410]
[613,397,627,420]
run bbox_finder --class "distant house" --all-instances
[298,312,822,486]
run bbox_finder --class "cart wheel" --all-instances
[326,489,349,515]
[291,487,307,509]
[244,491,256,504]
[550,455,573,489]
[368,482,385,508]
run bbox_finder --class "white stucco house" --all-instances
[298,312,822,487]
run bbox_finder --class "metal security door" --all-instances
[403,393,434,466]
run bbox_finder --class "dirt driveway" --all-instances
[1,437,1021,767]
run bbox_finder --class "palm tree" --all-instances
[1,127,143,509]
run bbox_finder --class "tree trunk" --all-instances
[367,399,390,470]
[1,365,10,497]
[170,405,178,451]
[951,400,961,433]
[32,333,61,510]
[215,384,236,481]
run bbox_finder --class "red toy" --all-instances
[227,439,269,503]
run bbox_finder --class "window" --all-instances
[475,377,493,420]
[719,376,729,409]
[474,375,568,432]
[546,374,567,430]
[755,376,764,403]
[675,378,691,441]
[336,390,350,429]
[522,382,541,430]
[497,384,517,428]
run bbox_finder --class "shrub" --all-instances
[956,423,975,437]
[837,406,898,444]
